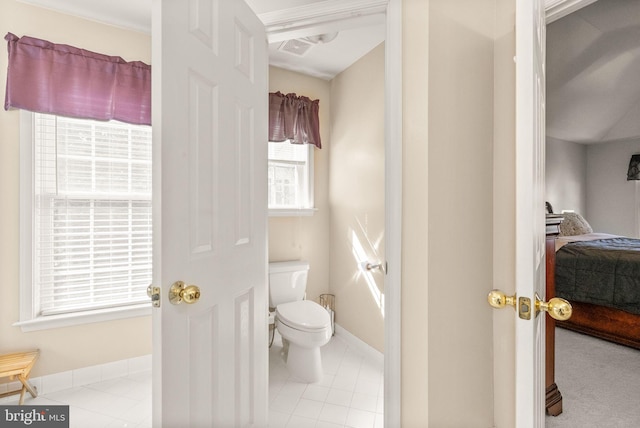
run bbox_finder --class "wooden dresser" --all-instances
[545,214,563,416]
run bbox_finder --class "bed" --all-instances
[552,211,640,349]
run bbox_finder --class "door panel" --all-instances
[515,0,546,426]
[152,0,268,426]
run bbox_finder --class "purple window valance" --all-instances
[4,33,151,126]
[269,91,321,149]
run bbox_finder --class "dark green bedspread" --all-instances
[556,237,640,315]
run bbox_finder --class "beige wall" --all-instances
[268,67,331,303]
[328,44,385,353]
[0,0,152,377]
[401,0,430,425]
[402,0,498,426]
[492,0,517,426]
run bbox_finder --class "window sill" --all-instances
[269,208,317,217]
[13,304,152,332]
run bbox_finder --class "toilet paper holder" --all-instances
[359,260,386,274]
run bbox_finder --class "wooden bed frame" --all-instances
[545,214,640,416]
[557,301,640,350]
[544,206,640,350]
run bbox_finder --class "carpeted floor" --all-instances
[545,328,640,427]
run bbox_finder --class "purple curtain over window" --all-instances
[269,91,321,149]
[4,33,151,126]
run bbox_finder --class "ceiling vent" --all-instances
[278,38,314,57]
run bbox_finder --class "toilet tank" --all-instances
[269,260,310,308]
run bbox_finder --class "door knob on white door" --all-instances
[535,293,572,321]
[488,289,572,321]
[487,289,517,310]
[169,281,201,305]
[488,289,533,320]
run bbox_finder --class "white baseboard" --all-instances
[0,354,152,402]
[1,327,381,402]
[334,323,384,366]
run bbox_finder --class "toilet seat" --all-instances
[276,300,331,333]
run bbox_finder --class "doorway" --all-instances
[268,44,386,427]
[250,1,402,427]
[544,0,640,425]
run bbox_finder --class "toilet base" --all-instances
[283,340,323,383]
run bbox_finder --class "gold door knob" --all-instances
[535,294,572,321]
[487,289,517,310]
[169,281,201,305]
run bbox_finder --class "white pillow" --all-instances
[559,212,593,236]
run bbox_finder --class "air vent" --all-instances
[278,38,314,57]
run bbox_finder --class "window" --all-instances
[18,112,152,330]
[268,141,315,215]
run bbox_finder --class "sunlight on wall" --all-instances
[350,227,385,317]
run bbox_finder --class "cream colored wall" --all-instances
[492,0,517,426]
[401,0,430,425]
[268,67,331,303]
[401,0,497,426]
[328,44,385,353]
[0,0,152,377]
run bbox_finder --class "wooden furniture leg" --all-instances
[0,350,40,405]
[545,216,563,416]
[18,373,39,405]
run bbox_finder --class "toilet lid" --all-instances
[276,300,331,332]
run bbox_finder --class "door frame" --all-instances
[383,0,402,426]
[255,0,402,426]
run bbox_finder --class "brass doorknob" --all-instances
[169,281,201,305]
[487,289,517,310]
[535,294,572,321]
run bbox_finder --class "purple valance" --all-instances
[4,33,151,126]
[269,91,321,149]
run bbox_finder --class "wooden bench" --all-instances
[0,350,40,405]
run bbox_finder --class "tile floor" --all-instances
[0,370,152,428]
[268,331,384,428]
[1,331,383,428]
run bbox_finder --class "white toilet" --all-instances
[269,260,332,383]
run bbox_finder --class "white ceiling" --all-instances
[546,0,640,144]
[17,0,386,81]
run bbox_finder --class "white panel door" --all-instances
[515,0,547,426]
[152,0,268,426]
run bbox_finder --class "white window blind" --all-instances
[33,113,152,316]
[268,141,313,209]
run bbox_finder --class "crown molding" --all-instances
[17,0,151,33]
[258,0,388,42]
[545,0,599,24]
